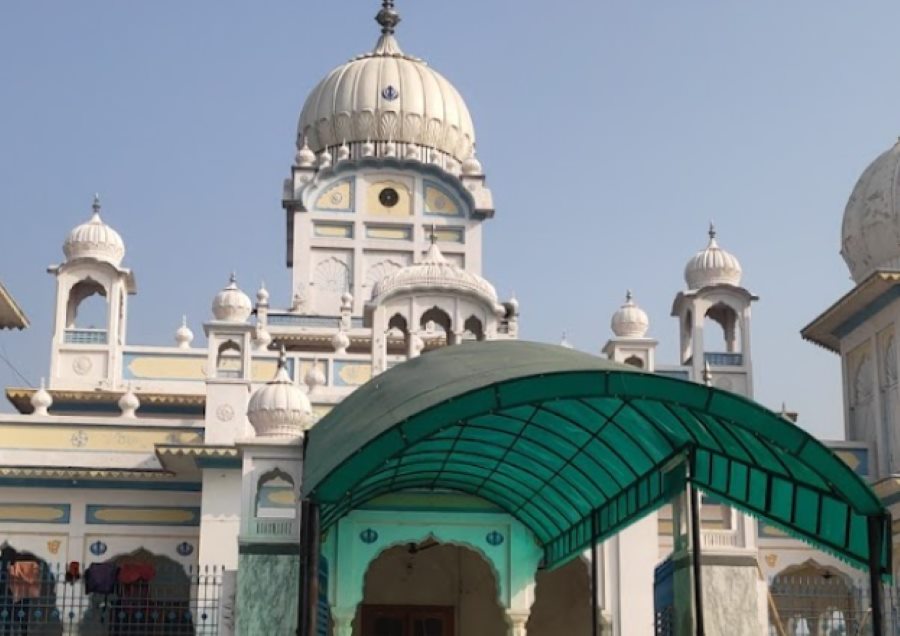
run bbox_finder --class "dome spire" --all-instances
[92,193,102,218]
[376,0,401,35]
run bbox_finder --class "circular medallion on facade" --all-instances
[330,192,344,205]
[176,541,194,557]
[89,540,107,556]
[72,356,93,375]
[71,430,88,448]
[486,531,504,546]
[434,196,448,210]
[359,528,379,544]
[379,187,400,208]
[715,377,733,391]
[216,404,235,422]
[381,85,399,101]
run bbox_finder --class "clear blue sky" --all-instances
[1,1,899,439]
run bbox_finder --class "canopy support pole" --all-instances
[689,483,706,636]
[307,502,321,636]
[591,514,599,636]
[297,499,310,636]
[867,515,884,636]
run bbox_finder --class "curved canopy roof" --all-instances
[304,341,890,574]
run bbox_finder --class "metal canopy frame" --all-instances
[302,341,891,578]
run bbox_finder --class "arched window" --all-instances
[255,470,297,519]
[704,302,741,354]
[66,279,108,330]
[216,340,242,378]
[463,316,484,341]
[623,355,644,369]
[420,307,452,345]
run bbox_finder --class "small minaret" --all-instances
[49,195,136,389]
[603,291,657,371]
[204,273,255,445]
[672,224,757,396]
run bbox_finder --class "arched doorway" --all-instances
[355,542,507,636]
[526,557,592,636]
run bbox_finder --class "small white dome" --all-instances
[337,142,351,162]
[371,243,498,307]
[63,195,126,267]
[212,274,252,323]
[462,151,483,176]
[118,386,140,418]
[175,316,194,349]
[31,379,52,416]
[248,355,312,438]
[304,360,326,393]
[611,291,650,338]
[297,5,475,164]
[332,329,350,354]
[257,282,270,306]
[295,137,317,168]
[684,224,743,289]
[842,138,900,283]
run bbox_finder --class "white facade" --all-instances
[0,3,894,636]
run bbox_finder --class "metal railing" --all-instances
[64,329,108,345]
[768,576,900,635]
[0,563,223,635]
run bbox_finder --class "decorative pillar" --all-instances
[506,611,528,636]
[332,607,354,636]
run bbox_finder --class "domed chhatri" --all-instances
[298,1,475,163]
[247,351,312,438]
[611,291,650,338]
[841,138,900,283]
[371,243,499,307]
[684,223,743,290]
[212,273,253,323]
[63,194,126,267]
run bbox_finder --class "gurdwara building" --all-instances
[1,3,899,635]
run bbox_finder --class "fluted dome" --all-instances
[841,139,900,283]
[297,5,475,164]
[63,195,125,267]
[611,291,649,338]
[371,243,498,307]
[684,225,743,289]
[212,274,252,323]
[248,357,312,438]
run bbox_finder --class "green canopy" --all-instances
[303,341,890,574]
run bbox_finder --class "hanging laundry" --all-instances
[8,561,40,602]
[84,562,118,594]
[117,561,155,584]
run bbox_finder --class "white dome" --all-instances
[684,225,743,289]
[297,5,475,164]
[63,195,126,267]
[175,316,194,349]
[248,357,312,438]
[212,274,252,323]
[118,386,140,418]
[842,139,900,283]
[611,291,650,338]
[31,379,52,416]
[371,243,498,307]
